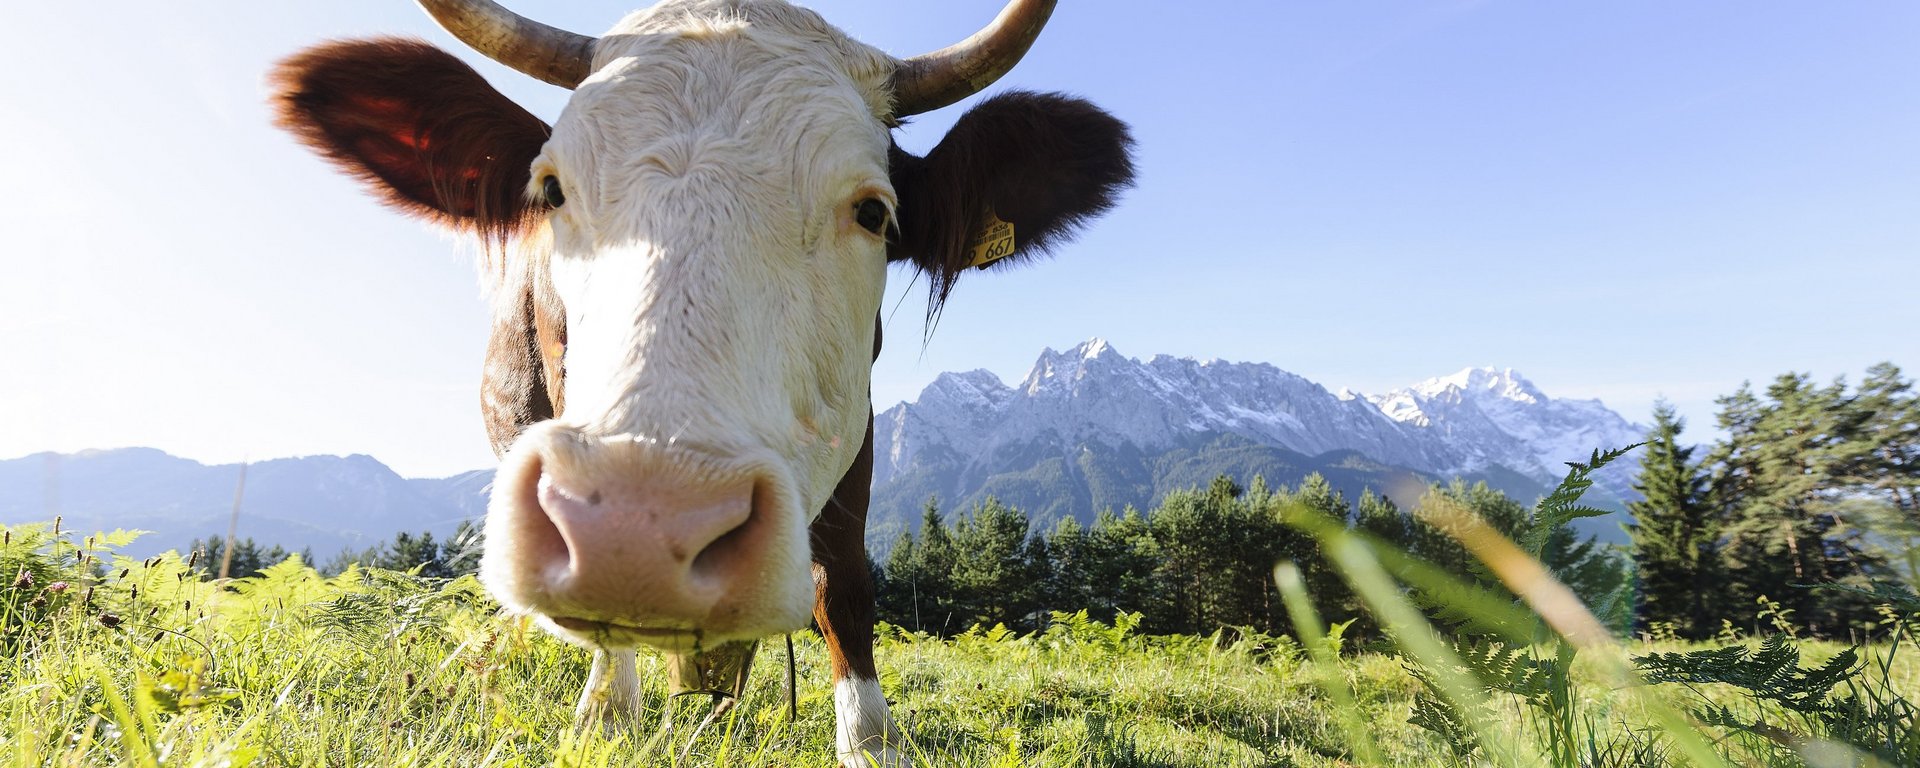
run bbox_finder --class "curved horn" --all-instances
[415,0,596,89]
[890,0,1058,117]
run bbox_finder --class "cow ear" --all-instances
[888,91,1135,308]
[481,277,559,457]
[270,37,550,241]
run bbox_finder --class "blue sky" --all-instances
[2,1,1914,478]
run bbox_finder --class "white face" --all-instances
[478,1,900,649]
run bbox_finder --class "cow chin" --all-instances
[478,421,816,650]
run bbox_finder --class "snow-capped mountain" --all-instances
[871,339,1645,544]
[3,340,1647,558]
[1366,366,1645,485]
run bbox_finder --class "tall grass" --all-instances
[3,449,1916,766]
[1279,448,1920,767]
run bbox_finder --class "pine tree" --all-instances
[1355,489,1410,550]
[1280,473,1354,626]
[1149,478,1247,633]
[1713,375,1886,636]
[948,497,1038,629]
[1843,364,1920,582]
[1627,402,1719,638]
[877,529,920,629]
[891,498,957,634]
[441,520,483,576]
[1083,507,1161,624]
[187,534,291,580]
[375,531,446,576]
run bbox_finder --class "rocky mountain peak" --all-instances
[1412,366,1547,405]
[878,340,1644,511]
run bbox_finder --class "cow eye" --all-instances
[541,175,566,208]
[854,198,889,236]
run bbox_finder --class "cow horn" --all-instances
[415,0,596,89]
[891,0,1057,117]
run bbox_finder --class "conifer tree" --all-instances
[187,534,290,579]
[1844,364,1920,582]
[949,497,1039,629]
[889,497,956,634]
[878,529,920,629]
[1355,489,1410,550]
[1084,507,1161,623]
[1282,473,1355,625]
[1713,375,1885,635]
[1627,402,1719,638]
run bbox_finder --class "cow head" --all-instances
[271,0,1132,652]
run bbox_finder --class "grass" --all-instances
[3,488,1917,766]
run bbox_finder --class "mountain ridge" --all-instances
[0,449,487,560]
[869,339,1645,546]
[2,340,1647,556]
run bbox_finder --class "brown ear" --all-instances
[269,37,550,240]
[888,91,1135,312]
[481,280,558,456]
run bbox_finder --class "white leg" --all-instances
[575,648,643,728]
[834,677,908,768]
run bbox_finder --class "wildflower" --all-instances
[98,613,122,629]
[45,581,70,594]
[10,569,31,590]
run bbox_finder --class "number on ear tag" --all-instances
[968,213,1016,269]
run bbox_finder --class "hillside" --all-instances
[0,448,488,559]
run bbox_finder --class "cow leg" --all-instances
[575,648,642,727]
[812,418,907,768]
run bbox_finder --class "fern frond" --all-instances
[1637,635,1861,716]
[1523,443,1643,559]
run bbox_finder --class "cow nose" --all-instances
[508,457,766,625]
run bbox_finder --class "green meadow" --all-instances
[4,515,1916,767]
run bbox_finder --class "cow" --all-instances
[269,1,1133,764]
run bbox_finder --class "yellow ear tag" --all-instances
[968,213,1016,269]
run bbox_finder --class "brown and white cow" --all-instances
[270,1,1132,764]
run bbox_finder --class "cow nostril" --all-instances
[688,481,768,581]
[524,469,577,575]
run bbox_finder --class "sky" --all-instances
[2,1,1915,479]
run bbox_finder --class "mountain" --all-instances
[0,448,489,560]
[1,341,1648,559]
[871,339,1646,547]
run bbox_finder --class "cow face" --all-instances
[271,0,1132,652]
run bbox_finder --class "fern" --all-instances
[1391,445,1647,767]
[310,570,486,647]
[310,591,392,646]
[1407,685,1481,759]
[1521,444,1642,559]
[1637,634,1860,717]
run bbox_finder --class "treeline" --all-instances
[186,521,479,580]
[1631,363,1917,640]
[876,474,1628,640]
